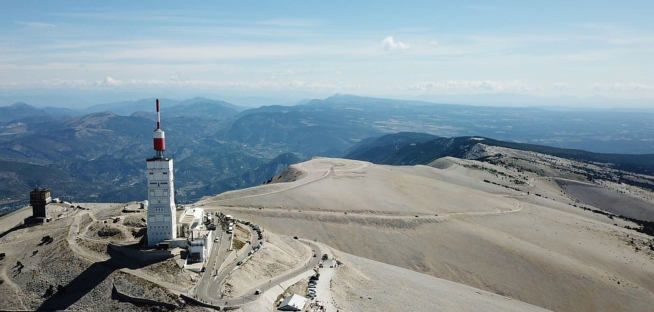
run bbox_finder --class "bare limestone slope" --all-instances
[201,157,654,312]
[0,204,201,311]
[331,250,550,312]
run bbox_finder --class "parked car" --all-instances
[237,261,243,266]
[214,238,219,243]
[322,254,329,260]
[308,284,316,288]
[254,289,261,295]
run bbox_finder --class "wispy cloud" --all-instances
[257,18,320,27]
[0,77,370,92]
[464,4,497,12]
[590,82,654,92]
[381,36,410,51]
[16,21,55,28]
[408,80,537,92]
[98,76,123,86]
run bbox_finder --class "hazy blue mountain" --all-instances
[234,105,290,118]
[345,135,476,165]
[0,106,299,208]
[178,97,243,111]
[167,97,242,119]
[84,97,245,118]
[345,132,439,160]
[40,106,83,117]
[0,102,51,124]
[224,106,381,157]
[0,160,96,200]
[84,98,181,115]
[308,94,654,154]
[196,152,301,197]
[3,93,654,213]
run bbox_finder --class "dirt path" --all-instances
[213,197,525,224]
[65,209,191,294]
[196,239,323,309]
[209,161,371,204]
[218,165,335,202]
[0,263,27,310]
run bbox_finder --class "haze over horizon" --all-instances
[3,3,654,311]
[2,1,654,108]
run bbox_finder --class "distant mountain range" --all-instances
[347,132,654,171]
[2,94,654,213]
[345,132,654,190]
[85,97,244,118]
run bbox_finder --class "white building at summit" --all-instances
[146,99,177,247]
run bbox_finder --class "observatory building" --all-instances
[29,188,51,222]
[146,99,177,247]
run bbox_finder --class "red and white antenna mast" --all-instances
[153,99,165,157]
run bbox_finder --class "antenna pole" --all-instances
[156,99,161,129]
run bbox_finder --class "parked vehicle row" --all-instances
[307,273,321,298]
[245,222,264,240]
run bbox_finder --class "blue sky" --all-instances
[1,0,654,106]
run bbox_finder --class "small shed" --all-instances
[278,294,307,311]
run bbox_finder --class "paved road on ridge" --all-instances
[195,236,322,308]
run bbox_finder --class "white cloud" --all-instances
[408,80,536,92]
[97,76,123,86]
[39,78,88,87]
[170,72,187,81]
[381,36,410,51]
[551,83,573,91]
[270,69,313,79]
[429,40,438,45]
[0,76,372,92]
[16,21,55,28]
[257,18,319,27]
[590,83,653,92]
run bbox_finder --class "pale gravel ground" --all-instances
[4,154,654,311]
[208,158,516,215]
[224,231,311,298]
[203,157,654,312]
[331,251,550,312]
[0,205,198,311]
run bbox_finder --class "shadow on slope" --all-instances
[558,179,654,222]
[37,245,152,311]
